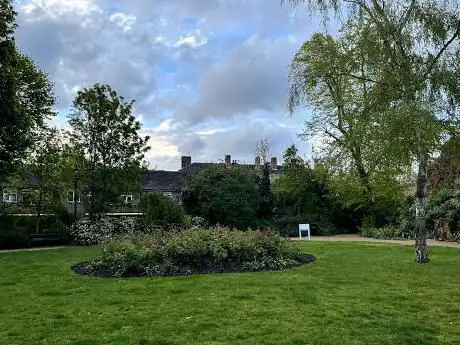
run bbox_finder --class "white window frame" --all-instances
[122,194,133,204]
[163,192,173,198]
[3,189,18,203]
[67,190,81,204]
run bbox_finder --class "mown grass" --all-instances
[0,242,459,345]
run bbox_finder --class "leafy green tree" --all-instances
[68,84,150,217]
[428,138,460,192]
[8,128,70,232]
[28,128,63,233]
[0,1,55,180]
[182,165,260,229]
[257,163,273,224]
[286,0,460,263]
[140,193,186,229]
[289,32,412,226]
[273,145,338,234]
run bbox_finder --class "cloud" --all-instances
[180,35,298,124]
[23,0,100,17]
[140,117,308,170]
[110,12,136,32]
[14,0,319,170]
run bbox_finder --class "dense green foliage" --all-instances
[183,166,261,229]
[0,213,72,249]
[273,145,367,236]
[361,225,414,241]
[0,0,55,180]
[139,193,187,229]
[68,84,150,216]
[83,228,309,277]
[256,163,273,224]
[2,243,460,344]
[286,0,460,262]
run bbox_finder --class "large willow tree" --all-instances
[286,0,460,263]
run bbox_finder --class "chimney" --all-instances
[225,154,231,168]
[181,156,192,170]
[255,156,261,167]
[270,157,278,170]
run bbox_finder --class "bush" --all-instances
[139,193,187,229]
[79,228,314,277]
[190,216,209,228]
[182,166,260,229]
[360,225,414,240]
[0,215,71,249]
[316,222,337,236]
[71,216,144,245]
[273,215,305,237]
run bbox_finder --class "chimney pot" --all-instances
[270,157,278,170]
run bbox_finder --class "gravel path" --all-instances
[0,246,70,254]
[292,234,460,248]
[1,235,459,253]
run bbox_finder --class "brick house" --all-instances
[2,154,282,214]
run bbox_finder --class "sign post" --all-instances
[299,224,311,240]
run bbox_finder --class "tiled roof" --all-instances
[140,171,185,192]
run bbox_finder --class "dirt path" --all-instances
[292,234,460,248]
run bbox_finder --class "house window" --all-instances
[67,191,81,203]
[2,190,18,203]
[163,192,173,199]
[122,195,133,204]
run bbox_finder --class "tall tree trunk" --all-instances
[415,144,429,264]
[353,149,376,224]
[35,186,43,234]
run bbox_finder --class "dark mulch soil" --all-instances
[72,254,316,279]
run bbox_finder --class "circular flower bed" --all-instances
[72,227,316,278]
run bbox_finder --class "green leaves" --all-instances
[183,166,261,229]
[68,83,150,215]
[0,1,55,181]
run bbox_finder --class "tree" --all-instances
[28,128,63,233]
[0,0,18,181]
[257,162,273,223]
[182,165,260,229]
[255,138,271,165]
[0,1,55,181]
[68,84,150,217]
[289,32,413,226]
[273,145,340,235]
[428,138,460,192]
[8,128,69,232]
[285,0,460,263]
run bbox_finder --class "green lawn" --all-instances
[1,242,460,345]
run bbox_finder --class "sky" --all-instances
[13,0,332,170]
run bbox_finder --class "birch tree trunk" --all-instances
[415,144,429,263]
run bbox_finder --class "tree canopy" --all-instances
[68,84,150,215]
[0,0,55,180]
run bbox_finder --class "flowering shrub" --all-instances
[360,225,414,240]
[71,216,144,245]
[78,227,315,277]
[190,216,209,228]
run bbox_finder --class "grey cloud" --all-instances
[14,0,316,170]
[181,35,297,124]
[152,119,305,171]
